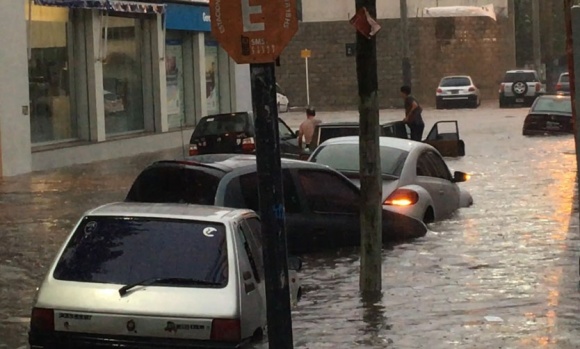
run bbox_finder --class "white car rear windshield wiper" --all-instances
[119,277,221,297]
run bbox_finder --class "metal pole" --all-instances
[355,0,382,296]
[249,62,294,349]
[532,0,542,76]
[400,0,411,87]
[305,56,310,106]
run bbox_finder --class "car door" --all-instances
[425,151,460,217]
[423,121,465,157]
[218,169,306,254]
[293,169,361,250]
[381,121,409,139]
[415,152,447,220]
[278,119,302,159]
[235,220,266,333]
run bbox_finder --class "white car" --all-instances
[308,137,473,223]
[28,203,302,348]
[276,83,289,113]
[436,75,481,109]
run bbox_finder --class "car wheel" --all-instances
[470,99,478,109]
[423,207,435,224]
[511,81,528,98]
[499,98,508,109]
[436,100,443,110]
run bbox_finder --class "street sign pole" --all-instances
[301,49,311,106]
[208,0,299,346]
[305,56,310,105]
[250,62,294,349]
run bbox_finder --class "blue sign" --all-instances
[166,3,210,32]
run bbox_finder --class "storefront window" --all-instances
[28,4,75,144]
[165,39,185,129]
[103,17,144,135]
[205,36,220,115]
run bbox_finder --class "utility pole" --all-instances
[400,0,411,87]
[532,0,542,76]
[355,0,383,296]
[251,63,294,349]
[567,2,580,233]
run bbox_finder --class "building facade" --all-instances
[0,0,252,177]
[275,0,516,110]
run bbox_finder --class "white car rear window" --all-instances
[53,216,229,287]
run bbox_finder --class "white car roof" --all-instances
[441,75,471,79]
[84,202,251,222]
[506,70,537,73]
[319,136,430,152]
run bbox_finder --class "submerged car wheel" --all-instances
[423,207,435,224]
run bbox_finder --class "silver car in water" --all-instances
[29,203,301,348]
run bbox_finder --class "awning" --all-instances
[33,0,165,14]
[421,4,496,21]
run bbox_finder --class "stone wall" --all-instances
[276,15,515,110]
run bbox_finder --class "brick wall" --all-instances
[276,15,515,110]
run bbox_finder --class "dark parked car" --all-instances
[309,120,465,157]
[522,95,573,136]
[556,72,570,96]
[125,154,428,254]
[189,112,307,159]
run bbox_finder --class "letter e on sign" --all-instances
[209,0,299,64]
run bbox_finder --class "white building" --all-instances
[0,0,252,177]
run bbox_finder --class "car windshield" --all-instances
[319,126,359,144]
[125,166,221,205]
[53,216,229,287]
[503,72,538,82]
[192,113,252,138]
[311,143,408,177]
[440,77,471,87]
[560,74,569,83]
[531,97,572,114]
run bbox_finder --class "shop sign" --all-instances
[165,3,211,32]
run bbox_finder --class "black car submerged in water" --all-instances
[125,154,428,254]
[522,95,573,136]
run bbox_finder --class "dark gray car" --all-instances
[125,154,428,254]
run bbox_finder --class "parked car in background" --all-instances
[522,95,573,136]
[189,112,306,159]
[435,75,480,109]
[29,203,303,349]
[555,72,570,96]
[499,69,545,108]
[308,137,472,223]
[103,90,124,114]
[125,155,428,254]
[308,120,466,157]
[277,83,289,113]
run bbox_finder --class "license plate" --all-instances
[452,90,459,94]
[516,98,524,103]
[546,121,560,130]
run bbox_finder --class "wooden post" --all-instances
[355,0,383,296]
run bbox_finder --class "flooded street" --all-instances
[1,103,579,348]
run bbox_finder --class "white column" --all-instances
[233,64,253,112]
[150,14,168,132]
[182,33,197,125]
[0,1,32,176]
[87,10,106,141]
[193,32,208,119]
[217,47,232,112]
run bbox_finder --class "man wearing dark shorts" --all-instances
[400,85,425,141]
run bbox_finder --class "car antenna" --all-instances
[180,117,186,160]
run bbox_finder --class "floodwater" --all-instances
[1,103,579,349]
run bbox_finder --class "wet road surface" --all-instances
[1,103,579,348]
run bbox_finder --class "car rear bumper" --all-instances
[522,128,573,136]
[436,94,477,102]
[29,331,246,349]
